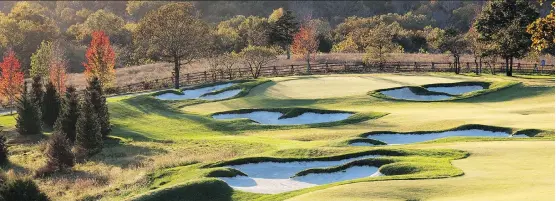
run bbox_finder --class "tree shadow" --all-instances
[456,83,554,103]
[90,141,169,169]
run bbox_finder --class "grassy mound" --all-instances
[203,167,247,178]
[360,124,552,138]
[345,138,387,146]
[292,158,394,177]
[369,81,518,102]
[128,178,233,201]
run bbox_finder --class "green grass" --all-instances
[0,73,553,201]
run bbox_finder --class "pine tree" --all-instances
[269,10,299,59]
[42,82,61,129]
[0,177,49,201]
[44,131,74,172]
[15,82,42,135]
[0,134,7,166]
[75,98,102,160]
[30,76,44,116]
[85,77,111,138]
[54,86,79,143]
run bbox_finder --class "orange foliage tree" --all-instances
[83,31,116,89]
[0,50,24,109]
[291,23,319,73]
[49,58,67,94]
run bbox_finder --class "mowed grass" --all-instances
[286,141,554,201]
[0,72,553,201]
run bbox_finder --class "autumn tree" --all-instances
[83,31,116,89]
[269,9,299,59]
[49,57,67,94]
[30,41,53,81]
[239,46,278,79]
[291,23,319,73]
[362,22,403,68]
[475,0,538,76]
[135,2,210,89]
[0,50,24,111]
[526,2,555,55]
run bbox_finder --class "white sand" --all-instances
[425,85,484,95]
[212,111,352,125]
[350,142,378,146]
[199,89,242,100]
[155,83,236,100]
[380,87,452,101]
[218,155,381,194]
[363,129,523,145]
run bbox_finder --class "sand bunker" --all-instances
[218,155,381,194]
[361,129,528,145]
[155,83,238,100]
[212,111,352,125]
[380,87,452,101]
[425,85,484,95]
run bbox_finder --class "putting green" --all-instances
[286,141,554,201]
[261,74,470,99]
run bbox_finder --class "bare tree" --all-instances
[239,46,278,79]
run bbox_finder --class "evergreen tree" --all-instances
[30,76,44,123]
[269,10,299,59]
[75,98,102,160]
[0,177,50,201]
[0,134,7,166]
[54,86,80,143]
[86,77,111,138]
[42,82,61,129]
[15,82,42,135]
[44,131,74,172]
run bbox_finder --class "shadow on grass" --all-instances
[91,139,169,169]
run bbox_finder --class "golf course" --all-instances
[2,72,552,201]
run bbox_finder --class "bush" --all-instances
[16,82,43,135]
[130,179,232,201]
[54,86,80,143]
[0,135,7,166]
[39,132,74,176]
[42,82,61,129]
[0,177,49,201]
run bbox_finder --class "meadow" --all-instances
[0,72,554,201]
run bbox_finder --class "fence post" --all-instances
[466,62,470,72]
[325,62,329,73]
[414,62,418,71]
[344,63,348,72]
[204,71,207,82]
[431,62,435,71]
[517,63,521,72]
[238,68,242,77]
[290,65,294,75]
[534,63,538,73]
[186,73,190,85]
[273,66,277,76]
[220,69,224,80]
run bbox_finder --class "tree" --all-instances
[331,36,359,53]
[74,97,102,160]
[239,46,278,79]
[86,77,111,139]
[361,22,403,68]
[0,177,49,201]
[135,2,210,89]
[465,26,489,75]
[0,50,24,111]
[83,31,116,89]
[15,82,42,135]
[291,23,320,73]
[221,52,239,80]
[438,28,468,74]
[30,41,53,80]
[49,56,67,94]
[30,76,44,119]
[238,16,271,47]
[43,131,74,174]
[269,9,299,59]
[42,82,61,129]
[0,134,7,166]
[83,9,125,37]
[474,0,539,76]
[54,86,79,143]
[526,2,555,55]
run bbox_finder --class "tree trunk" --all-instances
[306,56,310,74]
[286,46,291,60]
[505,57,510,76]
[509,57,513,76]
[174,56,180,89]
[479,57,482,75]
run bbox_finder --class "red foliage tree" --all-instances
[291,24,319,73]
[83,31,116,89]
[0,50,24,110]
[49,58,67,94]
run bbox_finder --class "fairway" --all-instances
[287,141,555,201]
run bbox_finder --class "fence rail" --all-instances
[105,61,555,96]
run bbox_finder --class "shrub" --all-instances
[54,86,80,143]
[74,97,103,161]
[0,177,50,201]
[85,77,111,138]
[39,132,74,176]
[16,82,43,135]
[0,135,7,166]
[42,82,61,129]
